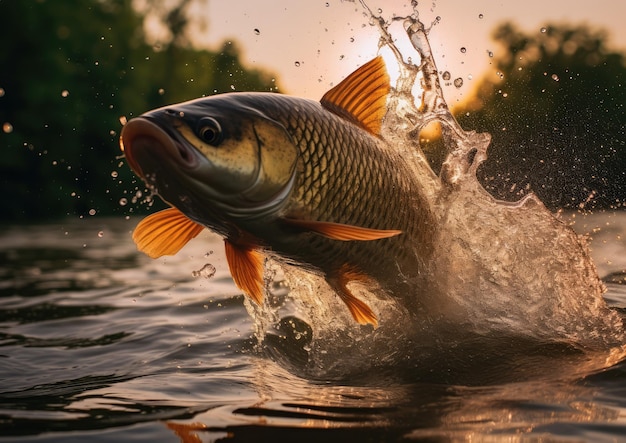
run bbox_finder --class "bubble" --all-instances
[453,77,463,88]
[442,71,451,81]
[2,122,13,133]
[541,27,547,33]
[254,28,260,35]
[294,61,301,67]
[487,50,493,58]
[478,13,484,19]
[551,73,559,81]
[158,88,165,95]
[119,116,127,126]
[119,197,128,206]
[97,231,104,238]
[109,130,116,136]
[460,47,467,54]
[61,90,69,97]
[0,88,5,97]
[88,209,96,216]
[111,171,118,178]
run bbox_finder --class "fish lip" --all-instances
[120,117,199,179]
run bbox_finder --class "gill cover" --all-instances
[174,110,298,211]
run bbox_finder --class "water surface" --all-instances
[1,213,625,442]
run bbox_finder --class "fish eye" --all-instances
[197,117,223,146]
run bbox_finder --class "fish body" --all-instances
[121,57,434,326]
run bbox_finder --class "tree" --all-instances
[455,22,626,211]
[0,0,279,221]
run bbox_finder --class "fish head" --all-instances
[120,94,299,232]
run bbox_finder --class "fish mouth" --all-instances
[120,117,199,179]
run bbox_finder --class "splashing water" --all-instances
[245,5,626,383]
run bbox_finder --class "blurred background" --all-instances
[1,0,625,221]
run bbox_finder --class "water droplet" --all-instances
[254,28,260,35]
[460,47,467,54]
[61,90,69,97]
[97,231,104,238]
[551,73,559,81]
[442,71,451,81]
[119,197,128,206]
[88,209,96,216]
[453,78,463,88]
[192,263,217,279]
[2,122,13,133]
[294,61,301,67]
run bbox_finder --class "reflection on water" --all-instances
[1,215,626,441]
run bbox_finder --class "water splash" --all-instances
[245,5,626,382]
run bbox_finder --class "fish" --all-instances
[120,57,435,327]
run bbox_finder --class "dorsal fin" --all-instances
[133,207,204,258]
[320,56,390,136]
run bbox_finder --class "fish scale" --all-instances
[253,94,433,281]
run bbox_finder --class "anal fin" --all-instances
[330,266,378,327]
[224,240,265,305]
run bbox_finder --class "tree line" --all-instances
[0,0,278,220]
[1,2,624,221]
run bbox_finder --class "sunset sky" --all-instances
[179,0,626,104]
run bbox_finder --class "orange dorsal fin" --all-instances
[133,207,204,258]
[283,218,401,241]
[329,266,378,327]
[321,56,390,136]
[224,240,265,304]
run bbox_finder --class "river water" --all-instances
[1,211,625,442]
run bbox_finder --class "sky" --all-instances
[175,0,626,105]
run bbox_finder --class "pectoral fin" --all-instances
[283,218,401,241]
[329,266,378,327]
[133,207,204,258]
[224,240,265,304]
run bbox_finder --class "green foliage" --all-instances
[0,0,279,221]
[456,22,626,210]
